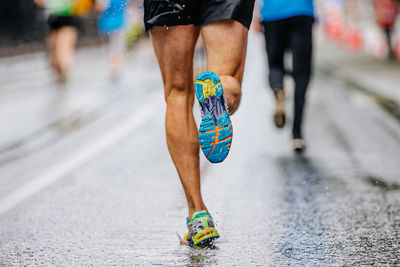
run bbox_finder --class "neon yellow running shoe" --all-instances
[184,210,220,247]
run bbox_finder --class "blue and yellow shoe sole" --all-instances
[195,71,233,163]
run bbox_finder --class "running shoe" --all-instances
[293,138,306,154]
[195,71,233,163]
[274,90,286,128]
[184,210,220,247]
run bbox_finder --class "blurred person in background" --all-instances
[373,0,399,59]
[144,0,255,247]
[97,0,131,80]
[257,0,315,153]
[34,0,94,83]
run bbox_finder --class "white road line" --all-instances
[0,101,161,216]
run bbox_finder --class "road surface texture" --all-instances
[0,32,399,266]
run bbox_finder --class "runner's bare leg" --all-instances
[150,25,205,219]
[201,20,249,114]
[55,26,78,81]
[47,31,58,74]
[150,20,249,219]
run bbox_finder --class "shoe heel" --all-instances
[195,82,205,103]
[195,71,222,103]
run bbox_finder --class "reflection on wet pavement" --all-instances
[276,156,327,264]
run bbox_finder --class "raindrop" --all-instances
[178,16,181,19]
[182,4,185,7]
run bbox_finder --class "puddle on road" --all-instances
[274,156,331,265]
[185,248,219,267]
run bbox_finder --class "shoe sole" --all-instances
[192,228,220,248]
[195,71,233,163]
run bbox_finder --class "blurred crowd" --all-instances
[0,0,145,82]
[318,0,400,59]
[0,0,144,51]
[0,0,399,58]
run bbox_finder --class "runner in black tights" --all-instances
[258,0,314,152]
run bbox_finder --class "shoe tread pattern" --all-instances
[195,71,233,163]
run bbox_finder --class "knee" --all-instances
[164,80,193,104]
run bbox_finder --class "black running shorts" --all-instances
[47,14,81,31]
[143,0,255,31]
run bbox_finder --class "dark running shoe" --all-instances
[293,138,306,154]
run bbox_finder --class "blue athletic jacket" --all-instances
[98,0,130,34]
[259,0,314,22]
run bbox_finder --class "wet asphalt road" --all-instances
[0,33,399,266]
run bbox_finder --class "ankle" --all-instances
[188,207,208,221]
[274,89,285,99]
